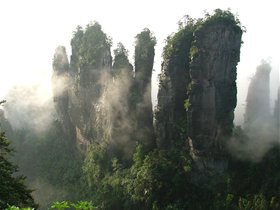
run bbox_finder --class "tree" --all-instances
[0,131,37,209]
[112,42,133,76]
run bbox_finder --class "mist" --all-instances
[0,4,279,209]
[2,85,54,134]
[97,69,136,159]
[228,60,280,161]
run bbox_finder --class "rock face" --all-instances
[52,25,156,155]
[52,23,113,150]
[275,88,280,141]
[52,46,74,138]
[108,43,135,160]
[155,24,194,149]
[244,61,271,130]
[241,61,278,160]
[68,23,112,146]
[156,11,243,176]
[52,11,243,174]
[134,29,157,150]
[187,19,242,175]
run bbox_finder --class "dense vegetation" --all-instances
[0,131,36,209]
[1,9,279,210]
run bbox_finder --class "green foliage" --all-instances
[51,201,70,210]
[52,46,69,71]
[134,28,156,76]
[70,21,112,89]
[162,21,195,60]
[189,45,198,60]
[135,28,157,48]
[238,195,279,210]
[83,142,110,186]
[195,8,244,33]
[112,42,133,76]
[5,205,34,210]
[6,201,96,210]
[71,201,96,210]
[9,121,90,209]
[134,28,157,150]
[184,99,191,110]
[83,141,130,209]
[0,132,36,209]
[4,10,279,210]
[78,22,111,68]
[126,148,194,209]
[212,129,280,209]
[156,16,196,148]
[132,144,145,167]
[83,142,204,210]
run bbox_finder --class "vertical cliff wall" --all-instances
[187,14,242,174]
[155,22,195,149]
[275,88,280,141]
[52,46,75,139]
[52,25,156,154]
[240,61,278,160]
[68,23,112,146]
[244,61,271,130]
[108,43,135,160]
[134,29,156,150]
[156,11,243,171]
[52,46,69,117]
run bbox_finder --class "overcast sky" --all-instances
[0,0,279,125]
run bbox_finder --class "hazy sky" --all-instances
[0,0,279,125]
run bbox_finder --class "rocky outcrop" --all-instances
[52,25,156,154]
[52,46,74,138]
[108,43,135,160]
[68,23,112,147]
[156,10,243,177]
[240,61,278,160]
[52,12,243,171]
[52,23,112,150]
[134,29,156,150]
[187,16,242,175]
[244,61,271,130]
[275,88,280,141]
[155,22,194,149]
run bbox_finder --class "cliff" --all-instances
[244,60,271,130]
[52,25,156,156]
[52,23,112,150]
[134,29,157,150]
[108,43,135,160]
[155,20,195,149]
[52,11,242,174]
[275,88,280,141]
[68,23,112,147]
[52,46,74,139]
[156,10,243,176]
[187,14,242,175]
